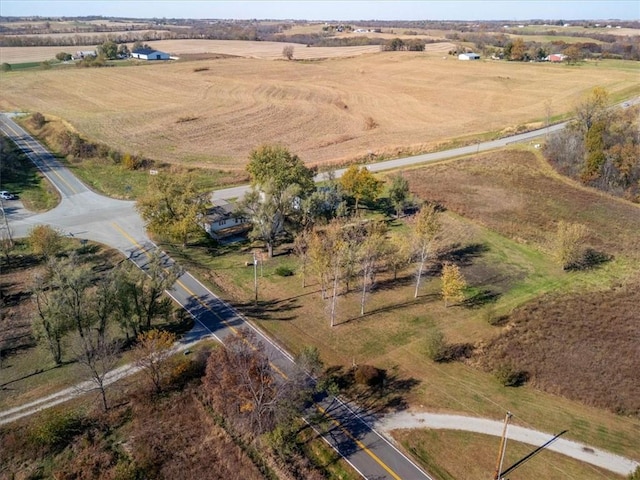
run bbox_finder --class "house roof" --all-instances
[132,48,164,55]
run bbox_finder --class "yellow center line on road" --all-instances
[1,121,79,195]
[315,403,403,480]
[111,222,289,380]
[113,221,403,479]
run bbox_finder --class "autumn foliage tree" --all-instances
[339,165,383,214]
[133,329,177,394]
[28,224,63,260]
[553,221,588,270]
[441,262,467,307]
[411,204,441,298]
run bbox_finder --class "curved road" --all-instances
[2,112,638,477]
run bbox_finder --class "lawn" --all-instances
[160,147,640,464]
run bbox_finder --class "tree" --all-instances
[282,45,294,60]
[339,165,383,214]
[136,173,206,246]
[307,228,332,299]
[117,44,130,57]
[55,52,72,61]
[582,120,606,182]
[72,329,120,411]
[32,272,72,365]
[388,173,410,218]
[31,111,46,128]
[386,233,412,281]
[97,40,118,60]
[358,222,387,315]
[441,262,467,307]
[203,329,285,435]
[508,38,527,61]
[0,63,11,72]
[563,44,583,64]
[574,86,609,134]
[411,204,441,298]
[293,229,309,288]
[242,145,315,256]
[133,329,177,394]
[553,221,588,270]
[28,224,63,260]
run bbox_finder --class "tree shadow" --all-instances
[566,249,613,271]
[0,362,65,388]
[462,289,501,308]
[235,296,302,321]
[339,295,437,326]
[438,243,489,266]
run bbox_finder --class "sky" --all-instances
[0,0,638,21]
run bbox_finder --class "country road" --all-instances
[2,111,638,478]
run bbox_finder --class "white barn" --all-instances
[458,52,480,60]
[131,48,170,60]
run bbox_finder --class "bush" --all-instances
[0,63,11,72]
[354,364,385,387]
[31,410,84,449]
[495,363,528,387]
[31,112,46,129]
[275,265,294,277]
[424,329,448,362]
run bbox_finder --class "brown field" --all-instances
[0,52,637,171]
[0,44,101,63]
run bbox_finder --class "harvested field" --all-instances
[408,150,640,260]
[477,278,640,416]
[0,53,637,170]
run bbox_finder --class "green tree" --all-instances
[388,173,410,218]
[55,51,72,61]
[247,145,315,199]
[441,262,467,307]
[339,165,383,214]
[117,44,130,57]
[98,40,118,60]
[136,173,206,246]
[582,120,606,182]
[411,204,441,298]
[0,63,11,72]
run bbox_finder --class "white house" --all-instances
[202,199,251,241]
[131,48,170,60]
[458,52,480,60]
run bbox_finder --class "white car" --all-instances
[0,191,16,200]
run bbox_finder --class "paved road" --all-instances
[377,411,639,476]
[0,113,431,480]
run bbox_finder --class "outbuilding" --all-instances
[545,53,567,63]
[458,52,480,60]
[131,48,170,60]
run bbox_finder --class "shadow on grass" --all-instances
[0,362,66,388]
[236,296,302,321]
[462,289,501,308]
[439,243,489,266]
[339,295,438,326]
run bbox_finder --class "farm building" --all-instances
[73,50,96,60]
[545,53,567,63]
[131,48,170,60]
[458,52,480,60]
[202,199,251,241]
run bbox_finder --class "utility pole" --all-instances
[253,251,258,305]
[493,411,512,480]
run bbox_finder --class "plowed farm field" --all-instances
[1,50,638,171]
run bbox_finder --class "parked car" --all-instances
[0,191,16,200]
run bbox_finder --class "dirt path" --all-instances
[375,411,639,476]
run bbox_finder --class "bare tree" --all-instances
[133,329,177,394]
[358,222,387,315]
[282,45,294,60]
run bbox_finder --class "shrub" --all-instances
[628,466,640,480]
[424,329,448,362]
[354,364,385,387]
[275,265,294,277]
[31,410,83,449]
[495,363,528,387]
[0,63,11,72]
[31,112,46,128]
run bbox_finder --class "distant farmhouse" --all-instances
[131,48,170,60]
[73,50,96,60]
[545,53,567,63]
[458,52,480,61]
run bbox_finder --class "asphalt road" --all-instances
[0,113,432,480]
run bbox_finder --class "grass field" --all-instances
[395,429,624,480]
[1,51,637,173]
[157,147,640,464]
